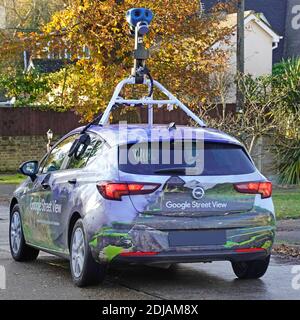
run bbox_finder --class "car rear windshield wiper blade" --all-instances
[154,167,190,174]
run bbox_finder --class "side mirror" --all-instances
[19,161,39,181]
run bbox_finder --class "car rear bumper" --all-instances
[89,223,275,264]
[112,248,269,264]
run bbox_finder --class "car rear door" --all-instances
[118,140,260,218]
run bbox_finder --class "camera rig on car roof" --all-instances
[97,8,206,128]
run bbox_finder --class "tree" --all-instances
[0,69,51,106]
[0,0,67,101]
[0,0,234,120]
[271,59,300,185]
[197,74,278,155]
[0,0,66,35]
[199,60,300,185]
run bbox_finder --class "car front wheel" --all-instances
[9,204,39,261]
[70,219,106,287]
[231,255,270,279]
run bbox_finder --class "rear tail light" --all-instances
[234,181,272,199]
[235,248,265,253]
[97,181,161,201]
[119,251,158,257]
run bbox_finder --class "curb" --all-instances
[0,198,9,205]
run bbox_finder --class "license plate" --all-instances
[168,230,226,247]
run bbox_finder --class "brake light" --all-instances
[234,181,272,199]
[119,251,158,257]
[235,248,265,253]
[97,182,160,201]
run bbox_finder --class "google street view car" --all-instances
[9,8,275,287]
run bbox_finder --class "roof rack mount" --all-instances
[99,77,206,127]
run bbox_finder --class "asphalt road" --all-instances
[0,203,300,300]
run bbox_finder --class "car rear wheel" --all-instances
[9,204,39,261]
[231,255,270,279]
[70,219,106,287]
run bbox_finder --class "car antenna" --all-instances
[68,113,103,158]
[80,113,103,135]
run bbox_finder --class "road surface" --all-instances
[0,203,299,300]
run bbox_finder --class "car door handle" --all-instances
[68,179,77,185]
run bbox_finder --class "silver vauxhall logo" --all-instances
[192,187,205,200]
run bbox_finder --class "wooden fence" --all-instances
[0,108,81,136]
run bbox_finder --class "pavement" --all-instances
[0,199,300,299]
[0,184,16,202]
[276,219,300,246]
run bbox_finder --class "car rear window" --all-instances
[118,141,255,176]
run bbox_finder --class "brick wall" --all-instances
[0,134,279,179]
[0,107,278,178]
[0,108,80,172]
[0,135,61,173]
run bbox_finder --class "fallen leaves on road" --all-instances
[273,244,300,258]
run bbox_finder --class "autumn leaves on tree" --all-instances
[0,0,233,120]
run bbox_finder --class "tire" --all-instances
[232,255,270,279]
[9,204,39,262]
[167,264,178,271]
[70,219,106,287]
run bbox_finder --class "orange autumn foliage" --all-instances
[0,0,234,120]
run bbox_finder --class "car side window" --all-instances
[42,135,78,174]
[86,139,106,164]
[66,135,104,169]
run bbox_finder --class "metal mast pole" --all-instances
[236,0,245,111]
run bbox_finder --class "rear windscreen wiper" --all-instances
[154,167,189,174]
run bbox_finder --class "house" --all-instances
[23,45,89,73]
[285,0,300,59]
[26,58,74,74]
[212,10,281,103]
[0,5,8,105]
[202,0,300,63]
